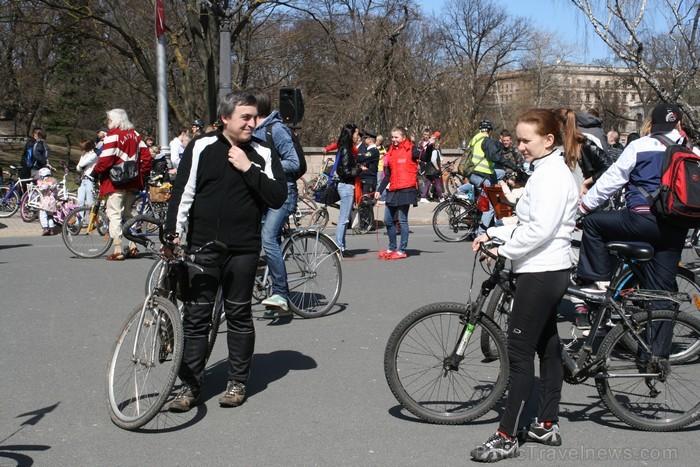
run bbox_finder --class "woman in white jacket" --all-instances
[470,109,579,463]
[76,139,98,207]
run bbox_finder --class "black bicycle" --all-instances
[431,194,480,242]
[384,239,700,431]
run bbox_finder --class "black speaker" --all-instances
[279,88,304,124]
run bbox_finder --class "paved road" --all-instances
[1,227,698,466]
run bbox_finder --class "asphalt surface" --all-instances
[1,223,699,466]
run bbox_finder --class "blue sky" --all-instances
[417,0,609,63]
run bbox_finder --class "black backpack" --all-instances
[265,123,307,180]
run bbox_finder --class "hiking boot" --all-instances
[470,432,519,462]
[168,385,201,413]
[574,305,591,330]
[261,294,288,311]
[525,418,562,446]
[219,381,246,407]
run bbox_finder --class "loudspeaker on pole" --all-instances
[279,88,304,124]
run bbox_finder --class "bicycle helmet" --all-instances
[38,167,52,178]
[192,119,205,129]
[478,119,494,131]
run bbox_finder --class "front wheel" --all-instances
[432,199,478,242]
[384,302,509,424]
[62,205,112,258]
[20,188,40,222]
[444,174,465,196]
[283,231,342,318]
[596,310,700,431]
[106,297,183,430]
[0,187,20,218]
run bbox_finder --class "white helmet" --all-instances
[38,167,51,178]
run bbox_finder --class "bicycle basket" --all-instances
[149,185,171,203]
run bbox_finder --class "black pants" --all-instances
[499,269,569,437]
[179,250,259,388]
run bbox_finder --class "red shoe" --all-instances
[390,251,407,260]
[377,250,394,260]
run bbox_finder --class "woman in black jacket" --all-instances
[334,123,361,257]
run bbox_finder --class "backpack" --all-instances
[265,123,307,180]
[27,140,48,169]
[638,135,700,229]
[458,141,477,178]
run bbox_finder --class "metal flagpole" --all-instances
[155,0,171,166]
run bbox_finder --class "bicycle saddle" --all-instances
[605,241,654,261]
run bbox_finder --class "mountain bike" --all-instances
[481,241,700,358]
[107,216,224,430]
[384,239,700,431]
[431,194,480,242]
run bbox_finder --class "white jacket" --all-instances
[76,150,98,177]
[487,147,578,273]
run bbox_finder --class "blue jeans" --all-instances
[335,182,355,250]
[377,171,386,201]
[470,170,505,235]
[384,204,410,252]
[77,178,95,207]
[261,183,298,298]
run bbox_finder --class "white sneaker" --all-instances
[419,198,430,204]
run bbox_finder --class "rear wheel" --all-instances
[310,207,329,231]
[284,232,342,318]
[480,287,513,359]
[432,199,478,242]
[596,310,700,431]
[0,187,20,217]
[352,201,375,234]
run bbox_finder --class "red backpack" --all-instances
[639,135,700,229]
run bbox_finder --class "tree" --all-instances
[569,0,700,131]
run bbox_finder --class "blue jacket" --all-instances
[253,110,299,181]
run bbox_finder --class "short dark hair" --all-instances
[500,129,512,138]
[217,91,257,120]
[250,88,272,117]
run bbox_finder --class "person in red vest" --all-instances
[374,125,419,260]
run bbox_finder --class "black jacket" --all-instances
[165,131,287,252]
[579,138,613,182]
[356,146,379,181]
[336,147,359,184]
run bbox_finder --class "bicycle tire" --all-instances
[61,205,113,258]
[595,309,700,431]
[106,297,183,430]
[480,287,513,359]
[310,207,330,231]
[20,188,40,222]
[352,203,375,234]
[384,302,509,424]
[284,231,342,318]
[0,186,20,218]
[432,199,478,242]
[444,174,465,196]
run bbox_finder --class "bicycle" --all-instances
[306,157,335,197]
[107,216,224,430]
[481,240,700,357]
[0,165,36,218]
[20,165,79,222]
[384,239,700,431]
[146,220,343,319]
[431,193,480,242]
[441,159,465,197]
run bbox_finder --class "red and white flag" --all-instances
[155,0,166,38]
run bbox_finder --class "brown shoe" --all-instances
[105,252,125,261]
[42,229,50,236]
[218,381,246,407]
[126,247,141,259]
[168,385,201,413]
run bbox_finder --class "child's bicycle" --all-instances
[107,215,224,430]
[384,239,700,431]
